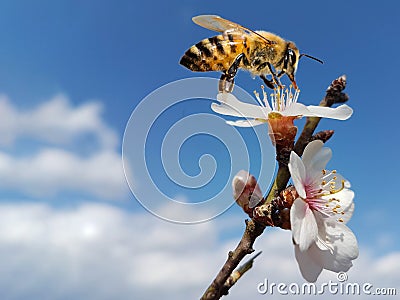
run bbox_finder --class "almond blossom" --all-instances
[288,140,358,282]
[211,87,353,127]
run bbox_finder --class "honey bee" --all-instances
[180,15,323,92]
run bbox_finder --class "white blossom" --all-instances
[211,87,353,127]
[288,140,358,282]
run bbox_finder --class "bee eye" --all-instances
[288,49,297,64]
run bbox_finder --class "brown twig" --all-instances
[199,75,349,300]
[200,220,265,299]
[310,130,335,143]
[220,251,262,295]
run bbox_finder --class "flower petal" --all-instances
[326,221,359,260]
[311,222,359,273]
[281,103,314,117]
[291,199,318,251]
[307,104,353,120]
[225,119,266,127]
[214,93,271,119]
[322,171,350,189]
[321,188,354,216]
[302,140,324,165]
[294,244,323,282]
[288,151,306,198]
[211,103,243,118]
[339,202,355,224]
[303,142,332,181]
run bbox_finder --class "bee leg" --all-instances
[260,75,275,89]
[266,62,283,88]
[219,74,235,93]
[277,70,297,89]
[219,53,244,93]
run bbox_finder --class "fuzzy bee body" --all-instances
[180,15,322,92]
[180,34,246,72]
[181,31,293,76]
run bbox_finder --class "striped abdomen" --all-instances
[180,35,246,72]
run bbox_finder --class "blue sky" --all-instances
[0,0,399,299]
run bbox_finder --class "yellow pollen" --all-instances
[325,204,329,207]
[338,218,344,222]
[321,180,326,185]
[322,169,327,175]
[335,205,341,208]
[333,176,337,180]
[332,170,337,173]
[329,180,344,194]
[341,211,345,215]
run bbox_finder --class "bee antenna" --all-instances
[300,53,324,64]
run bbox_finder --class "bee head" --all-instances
[286,48,300,73]
[283,43,323,89]
[283,43,300,88]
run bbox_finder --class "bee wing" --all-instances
[192,15,275,45]
[193,15,245,33]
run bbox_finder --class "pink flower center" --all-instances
[303,169,346,222]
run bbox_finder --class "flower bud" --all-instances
[232,170,263,216]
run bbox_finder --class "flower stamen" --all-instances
[330,180,345,194]
[266,85,300,113]
[253,90,264,107]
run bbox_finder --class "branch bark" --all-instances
[200,220,265,299]
[199,75,349,300]
[220,251,262,295]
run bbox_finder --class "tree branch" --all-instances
[199,75,349,300]
[220,251,262,295]
[200,220,265,299]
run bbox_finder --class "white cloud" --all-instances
[0,202,221,300]
[0,148,127,199]
[0,202,398,300]
[0,94,118,149]
[0,95,128,199]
